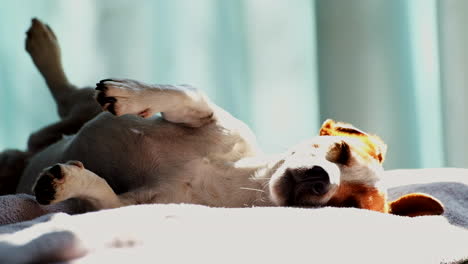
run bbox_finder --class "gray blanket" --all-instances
[0,168,467,263]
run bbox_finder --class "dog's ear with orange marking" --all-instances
[320,119,367,136]
[319,119,387,163]
[388,193,444,217]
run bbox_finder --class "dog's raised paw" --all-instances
[25,18,61,70]
[33,164,64,205]
[95,79,152,117]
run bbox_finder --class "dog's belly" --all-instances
[18,112,257,195]
[61,114,179,193]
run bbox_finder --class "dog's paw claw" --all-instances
[95,82,108,92]
[99,78,115,84]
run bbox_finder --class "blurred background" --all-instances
[0,0,467,170]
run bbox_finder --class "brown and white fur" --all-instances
[2,19,444,217]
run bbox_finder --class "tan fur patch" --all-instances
[326,182,388,213]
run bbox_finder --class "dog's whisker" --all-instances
[239,187,265,193]
[261,181,270,189]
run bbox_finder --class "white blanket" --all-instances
[0,168,467,264]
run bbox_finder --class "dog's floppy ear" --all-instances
[319,119,387,163]
[326,140,351,165]
[388,193,444,217]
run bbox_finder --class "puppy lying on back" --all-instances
[7,19,443,217]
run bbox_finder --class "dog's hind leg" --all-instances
[96,79,216,127]
[25,19,102,152]
[0,150,31,195]
[33,161,129,210]
[25,18,77,118]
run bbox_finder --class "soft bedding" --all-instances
[0,168,467,264]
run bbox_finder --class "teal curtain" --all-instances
[0,0,467,170]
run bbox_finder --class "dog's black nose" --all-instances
[292,166,330,196]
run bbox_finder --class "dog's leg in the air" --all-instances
[33,161,128,210]
[96,79,215,127]
[25,18,101,152]
[25,18,76,118]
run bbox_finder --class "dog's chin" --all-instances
[269,164,340,207]
[288,182,338,207]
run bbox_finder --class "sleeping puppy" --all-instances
[10,19,443,217]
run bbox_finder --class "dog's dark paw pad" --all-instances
[49,164,63,179]
[33,165,63,205]
[95,91,117,115]
[95,91,115,105]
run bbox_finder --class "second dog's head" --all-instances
[269,119,444,217]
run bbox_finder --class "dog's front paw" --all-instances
[95,79,153,117]
[33,164,64,205]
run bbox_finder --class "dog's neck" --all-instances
[150,153,281,208]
